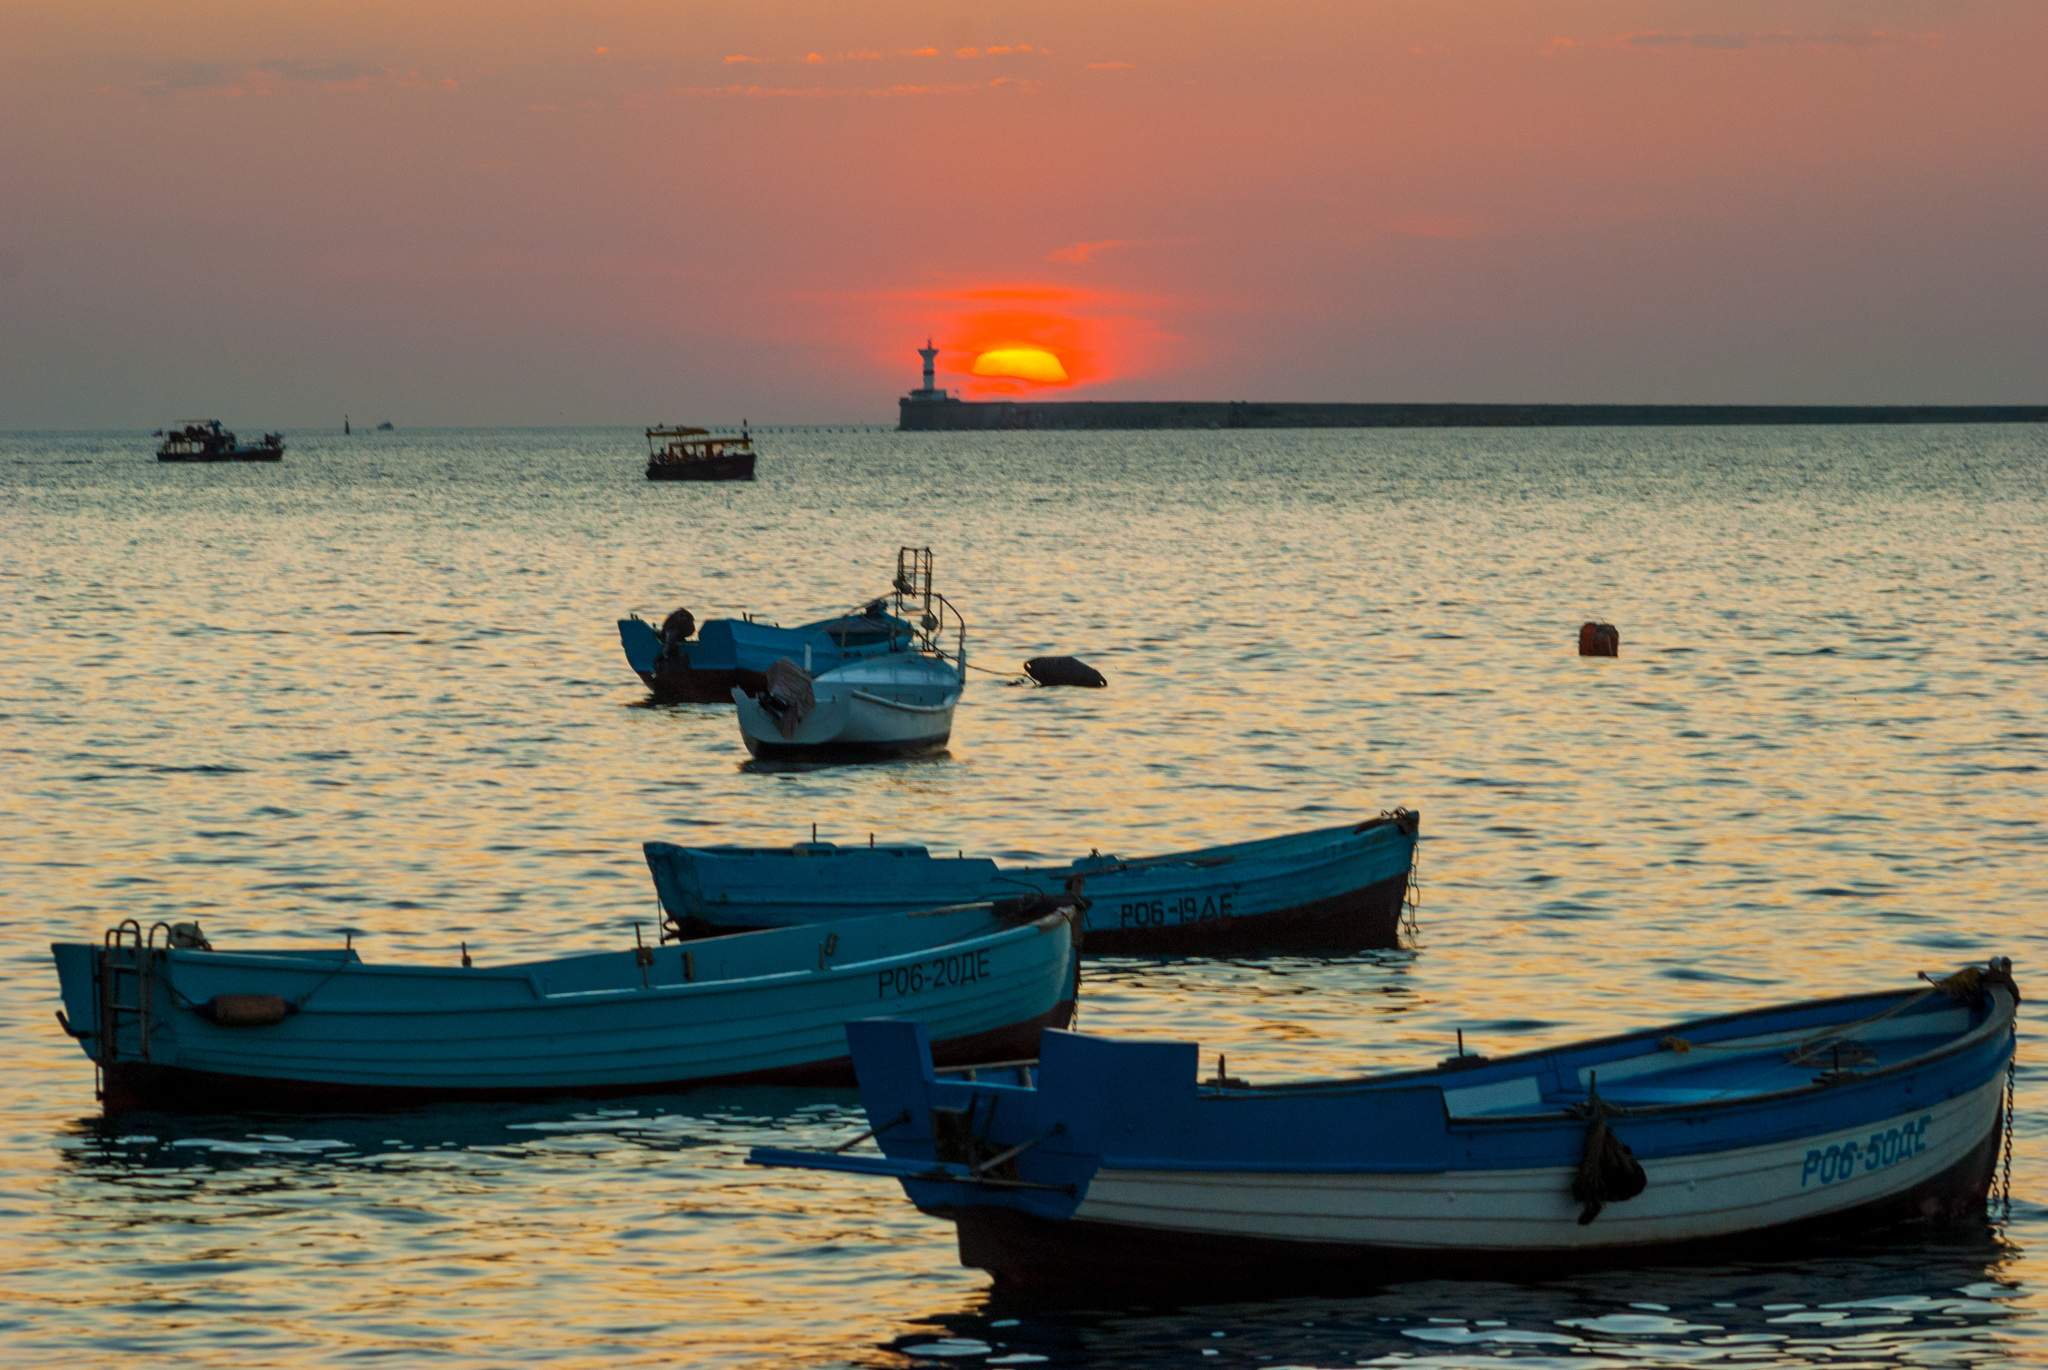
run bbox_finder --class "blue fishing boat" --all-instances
[647,811,1418,953]
[49,896,1082,1114]
[619,603,911,703]
[618,548,935,703]
[753,961,2019,1289]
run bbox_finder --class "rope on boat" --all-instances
[1570,1074,1647,1225]
[1394,811,1422,940]
[962,658,1031,683]
[2001,1053,2016,1224]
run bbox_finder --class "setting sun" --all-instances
[970,346,1069,383]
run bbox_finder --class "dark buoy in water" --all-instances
[1578,622,1620,657]
[1025,656,1107,688]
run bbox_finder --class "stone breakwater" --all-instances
[898,399,2048,431]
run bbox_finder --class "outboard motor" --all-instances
[659,608,696,663]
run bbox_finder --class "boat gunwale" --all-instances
[650,814,1411,886]
[843,687,959,715]
[1191,984,2015,1125]
[105,907,1071,1017]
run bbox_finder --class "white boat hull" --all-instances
[1070,1073,2004,1251]
[734,655,962,759]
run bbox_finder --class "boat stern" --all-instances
[642,841,705,926]
[618,617,663,679]
[50,943,100,1059]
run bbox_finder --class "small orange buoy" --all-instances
[1578,622,1620,657]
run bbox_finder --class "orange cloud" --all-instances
[901,47,939,57]
[1620,30,1897,50]
[1051,239,1133,264]
[723,55,763,65]
[1049,236,1192,264]
[670,83,976,100]
[806,49,883,65]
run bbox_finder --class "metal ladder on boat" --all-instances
[892,545,966,663]
[95,920,159,1065]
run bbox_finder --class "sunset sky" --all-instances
[3,1,2044,426]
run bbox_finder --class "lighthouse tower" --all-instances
[906,338,950,402]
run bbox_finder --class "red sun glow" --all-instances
[857,284,1178,398]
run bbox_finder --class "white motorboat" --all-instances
[732,547,967,760]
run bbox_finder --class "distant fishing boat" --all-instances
[50,896,1083,1113]
[646,811,1420,953]
[732,547,965,760]
[754,961,2020,1290]
[156,421,284,462]
[645,423,756,481]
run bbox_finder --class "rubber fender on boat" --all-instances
[1578,622,1620,657]
[196,994,297,1027]
[1024,656,1108,688]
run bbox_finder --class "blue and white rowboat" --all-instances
[752,962,2019,1288]
[50,898,1081,1114]
[646,812,1419,953]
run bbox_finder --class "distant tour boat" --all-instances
[646,423,756,481]
[156,421,284,463]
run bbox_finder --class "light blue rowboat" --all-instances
[50,899,1081,1114]
[620,547,942,703]
[752,961,2019,1290]
[646,812,1419,954]
[619,606,909,703]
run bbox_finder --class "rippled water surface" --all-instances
[4,425,2047,1367]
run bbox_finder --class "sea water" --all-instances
[1,424,2044,1366]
